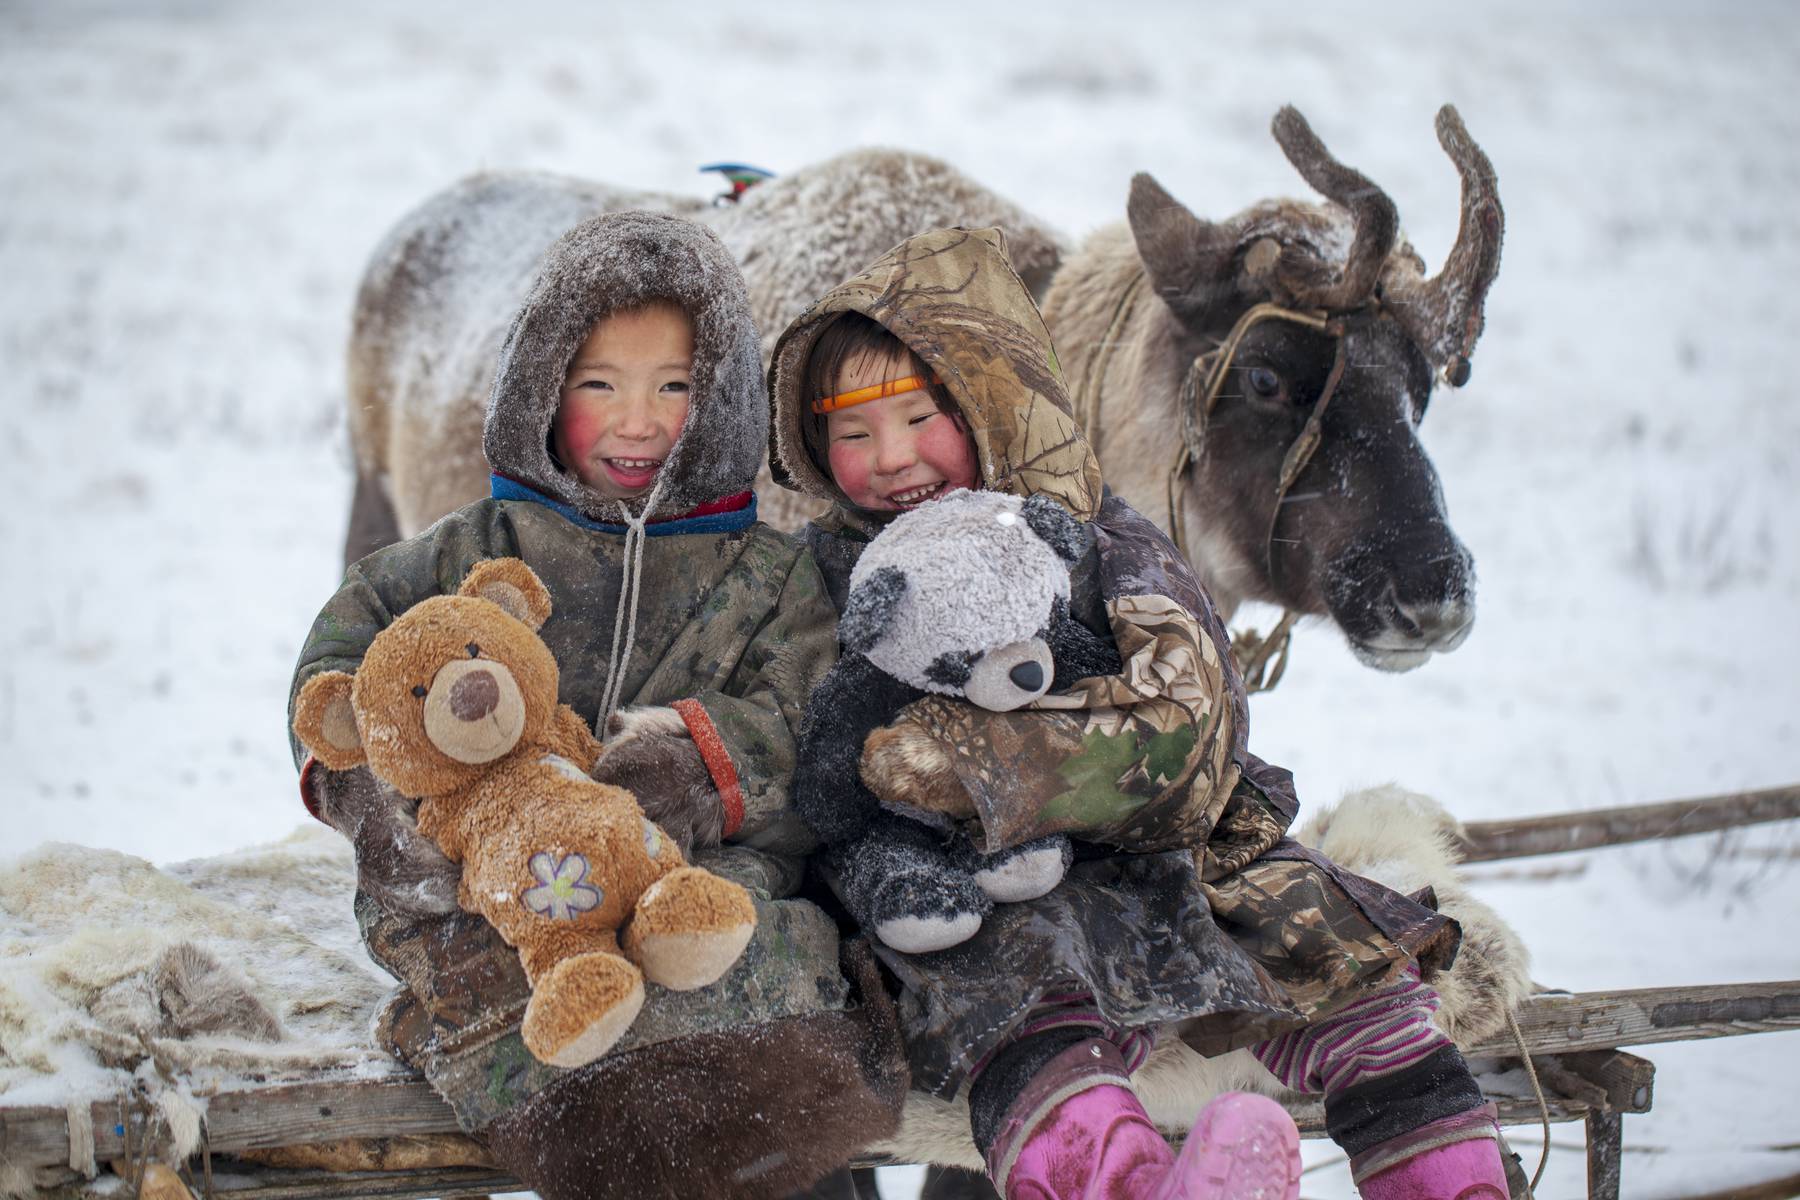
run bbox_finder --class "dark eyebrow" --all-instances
[569,360,693,372]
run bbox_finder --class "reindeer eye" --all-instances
[411,685,428,699]
[1247,367,1281,397]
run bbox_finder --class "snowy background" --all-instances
[4,0,1798,1194]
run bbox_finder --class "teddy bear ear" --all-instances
[1020,494,1092,564]
[292,672,366,770]
[840,565,908,656]
[458,558,553,630]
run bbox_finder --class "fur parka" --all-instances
[290,212,906,1198]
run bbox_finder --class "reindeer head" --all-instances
[1127,106,1503,671]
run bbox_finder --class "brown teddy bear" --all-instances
[292,557,757,1068]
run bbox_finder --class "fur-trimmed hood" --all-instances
[483,211,766,523]
[769,226,1103,524]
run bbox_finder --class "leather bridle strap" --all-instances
[1164,302,1336,560]
[1263,330,1348,586]
[1163,303,1350,696]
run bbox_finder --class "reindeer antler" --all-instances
[1269,106,1400,311]
[1382,105,1505,385]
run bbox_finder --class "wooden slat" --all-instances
[1,1077,458,1172]
[1459,785,1800,862]
[1554,1049,1656,1113]
[170,1164,512,1200]
[1466,980,1800,1057]
[1586,1110,1624,1200]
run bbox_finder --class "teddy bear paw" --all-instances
[521,952,645,1068]
[623,867,757,991]
[967,835,1073,903]
[867,871,991,954]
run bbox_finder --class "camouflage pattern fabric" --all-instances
[806,503,1456,1096]
[1190,840,1461,1058]
[770,226,1103,523]
[767,227,1457,1097]
[884,593,1237,856]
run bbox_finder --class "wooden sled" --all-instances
[4,785,1796,1200]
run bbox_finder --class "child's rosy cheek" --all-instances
[827,443,870,496]
[556,402,604,457]
[920,419,979,484]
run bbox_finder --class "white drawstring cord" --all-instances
[596,476,666,737]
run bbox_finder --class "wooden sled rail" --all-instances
[1464,979,1800,1058]
[11,1052,1656,1200]
[1457,784,1800,862]
[2,983,1785,1172]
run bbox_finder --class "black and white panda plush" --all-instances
[794,489,1122,954]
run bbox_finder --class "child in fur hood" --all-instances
[288,211,907,1200]
[766,228,1512,1200]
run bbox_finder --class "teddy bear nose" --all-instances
[1009,661,1045,693]
[449,669,501,721]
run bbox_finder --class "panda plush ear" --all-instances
[840,565,908,655]
[1021,494,1093,563]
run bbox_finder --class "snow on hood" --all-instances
[482,210,766,523]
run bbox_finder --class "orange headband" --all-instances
[812,372,941,415]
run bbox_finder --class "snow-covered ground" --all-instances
[4,1,1797,1195]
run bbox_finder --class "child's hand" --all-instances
[593,706,723,855]
[307,762,462,916]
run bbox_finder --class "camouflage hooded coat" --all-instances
[287,214,907,1177]
[770,227,1457,1097]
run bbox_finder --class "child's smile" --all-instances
[824,349,978,511]
[555,302,694,501]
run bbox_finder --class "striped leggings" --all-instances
[974,965,1485,1159]
[1250,963,1450,1095]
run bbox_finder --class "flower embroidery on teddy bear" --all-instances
[522,851,603,921]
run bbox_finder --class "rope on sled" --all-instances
[1505,1007,1552,1193]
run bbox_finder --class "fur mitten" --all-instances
[305,761,461,916]
[594,706,724,855]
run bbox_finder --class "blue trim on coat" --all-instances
[490,474,759,536]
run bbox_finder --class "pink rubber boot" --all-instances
[986,1039,1300,1199]
[1352,1106,1509,1199]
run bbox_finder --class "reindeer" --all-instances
[1044,106,1503,673]
[342,107,1500,675]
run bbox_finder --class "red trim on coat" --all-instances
[672,491,755,521]
[671,698,745,839]
[299,754,326,824]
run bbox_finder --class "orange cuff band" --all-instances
[671,698,745,839]
[811,372,941,414]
